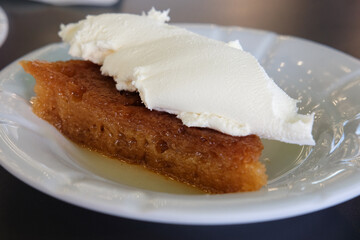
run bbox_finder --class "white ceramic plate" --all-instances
[0,24,360,225]
[0,6,9,47]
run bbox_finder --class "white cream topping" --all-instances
[59,8,315,145]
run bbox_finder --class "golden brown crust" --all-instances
[20,60,267,193]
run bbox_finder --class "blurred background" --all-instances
[0,0,359,239]
[0,0,359,69]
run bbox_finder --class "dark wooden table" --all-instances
[1,0,359,239]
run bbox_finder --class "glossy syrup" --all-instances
[261,139,308,183]
[71,140,305,194]
[72,146,204,195]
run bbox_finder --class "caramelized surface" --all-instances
[21,60,267,193]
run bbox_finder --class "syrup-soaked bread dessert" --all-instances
[20,60,266,193]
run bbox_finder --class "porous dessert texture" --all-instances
[21,60,267,193]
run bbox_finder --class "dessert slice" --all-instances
[21,60,266,193]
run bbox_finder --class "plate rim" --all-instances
[0,24,360,225]
[0,6,9,48]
